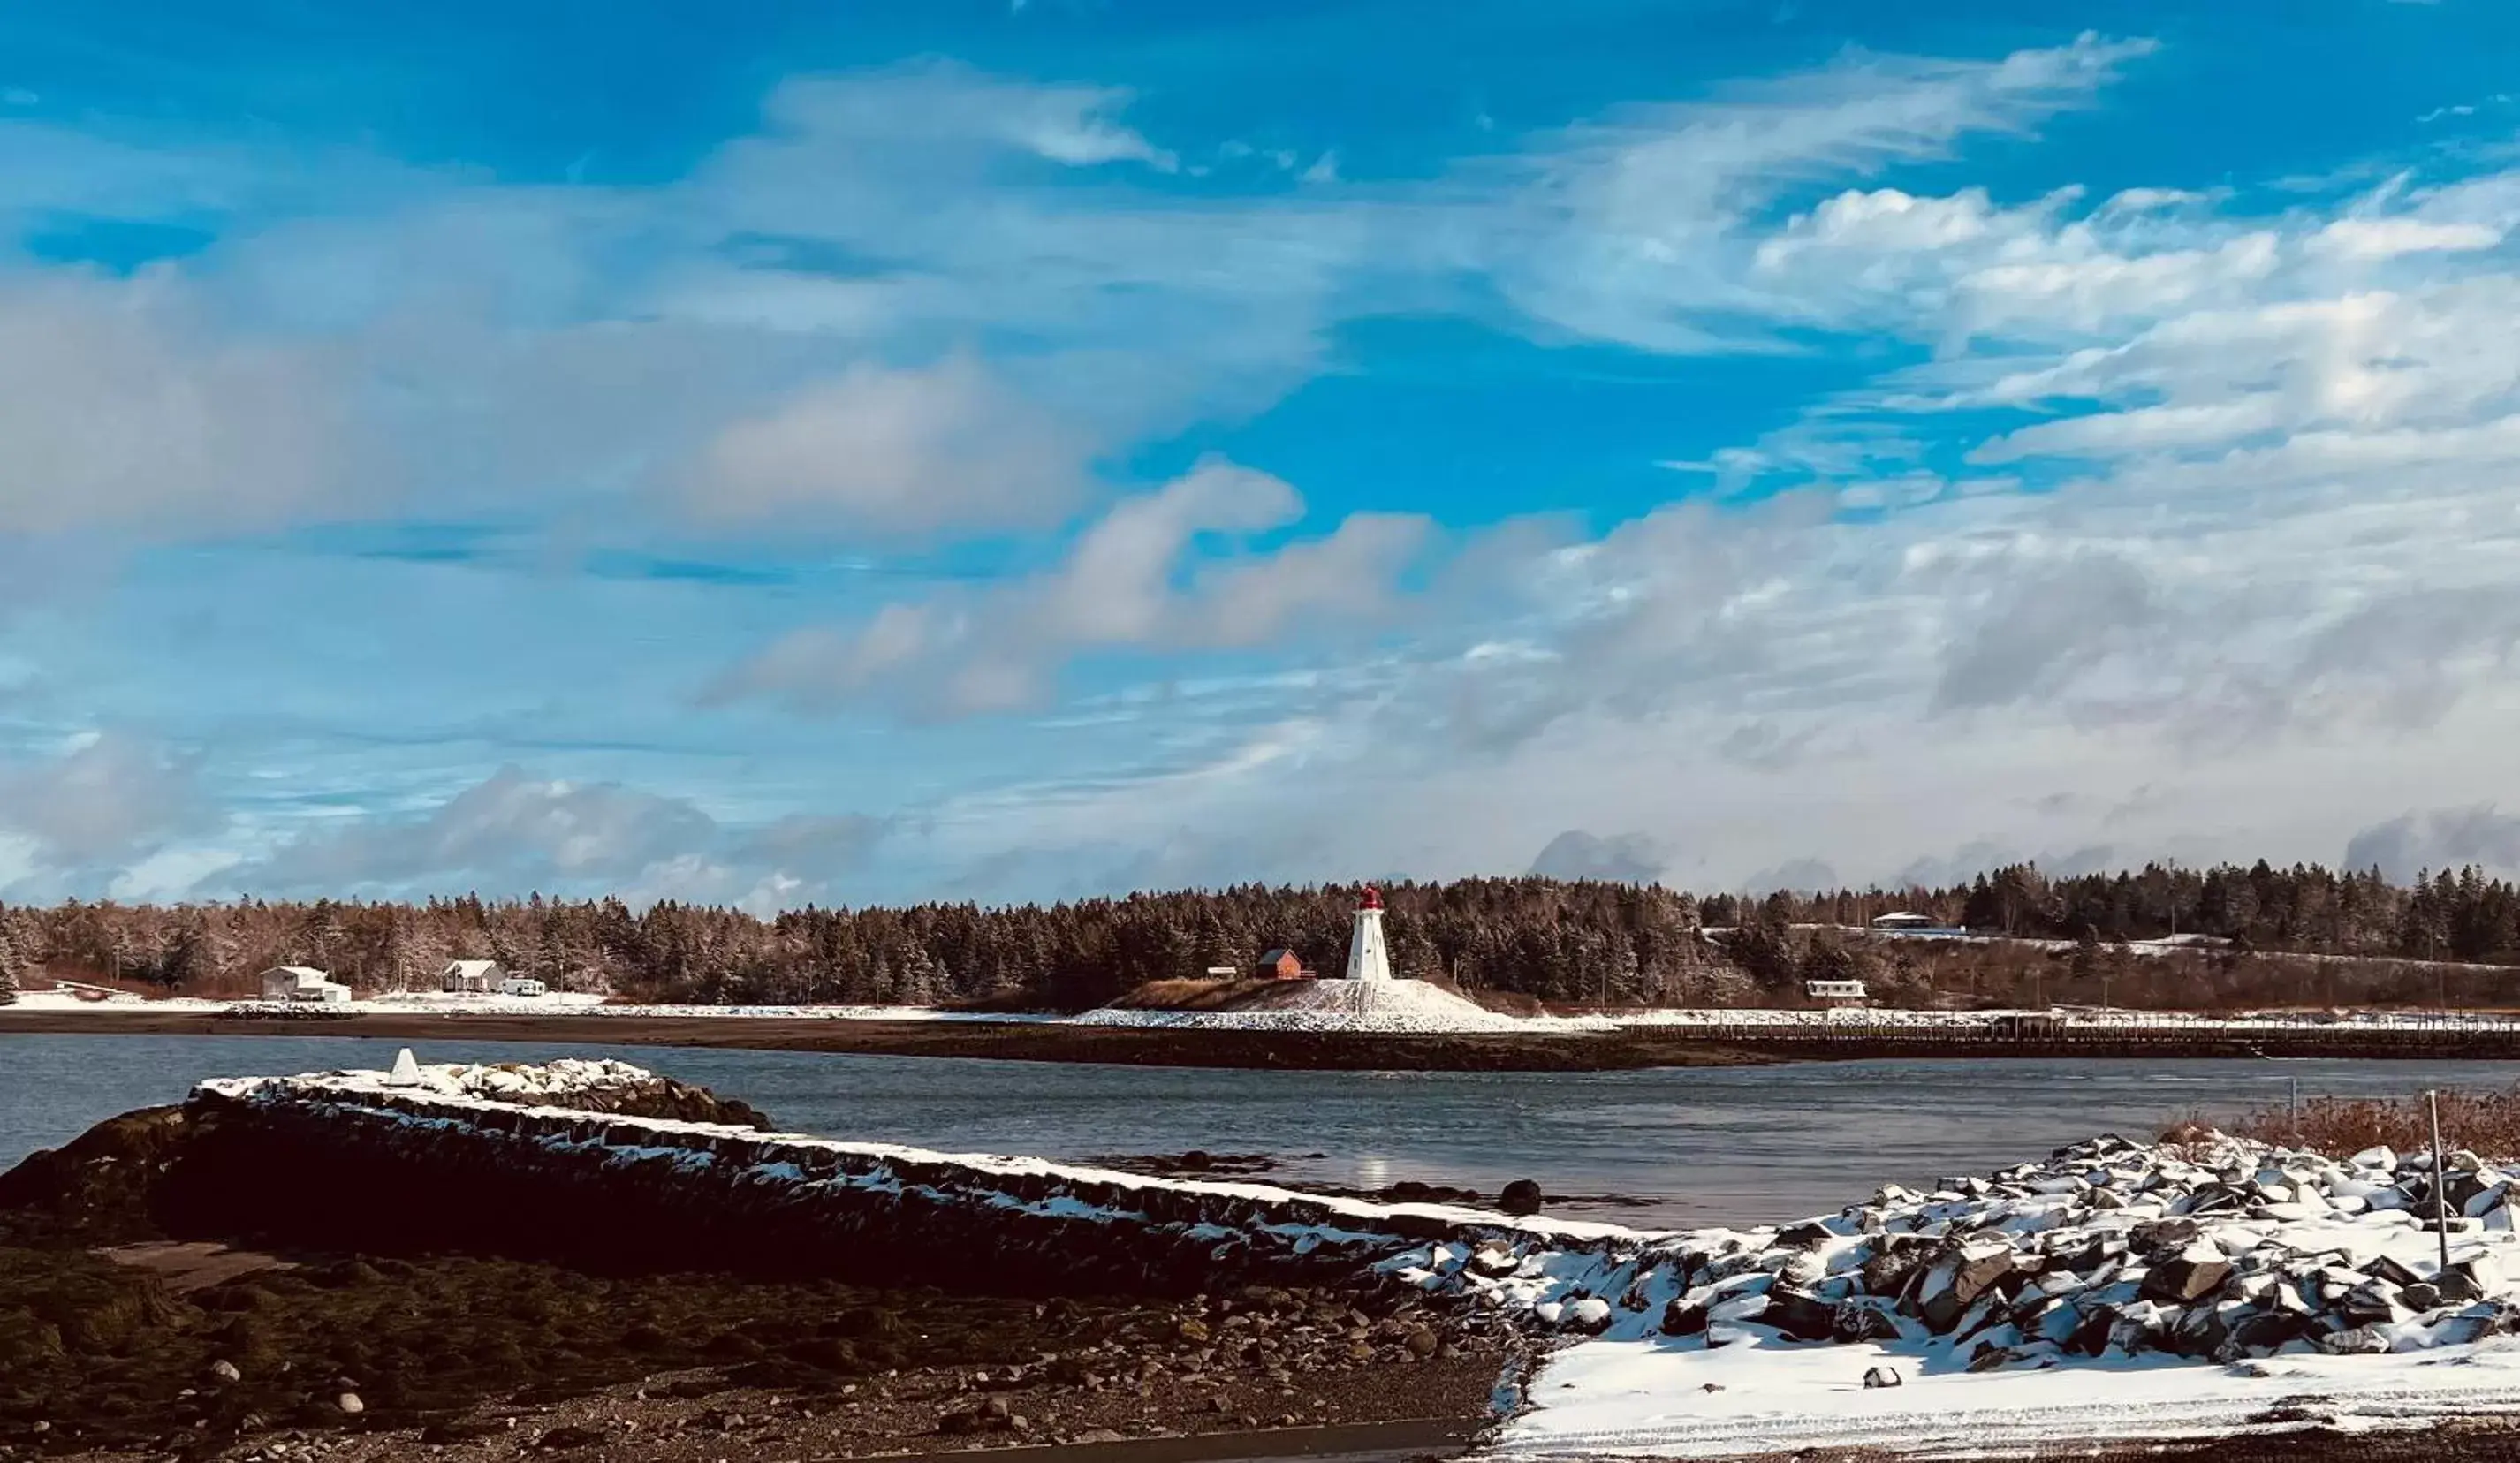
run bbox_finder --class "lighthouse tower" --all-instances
[1343,885,1394,982]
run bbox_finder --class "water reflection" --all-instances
[4,1033,2517,1227]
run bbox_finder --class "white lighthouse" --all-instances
[1343,885,1394,982]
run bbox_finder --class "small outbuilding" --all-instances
[1256,949,1306,981]
[260,966,352,1004]
[497,976,549,998]
[1805,979,1869,1004]
[1868,912,1940,931]
[441,959,504,994]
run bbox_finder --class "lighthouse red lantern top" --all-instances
[1358,885,1384,911]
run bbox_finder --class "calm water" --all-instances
[5,1033,2518,1227]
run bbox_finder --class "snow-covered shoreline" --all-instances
[1428,1132,2520,1455]
[19,983,2520,1039]
[186,1056,2520,1455]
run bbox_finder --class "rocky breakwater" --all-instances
[1375,1133,2520,1375]
[178,1058,1622,1298]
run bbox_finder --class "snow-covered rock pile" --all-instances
[1381,1133,2520,1371]
[208,1056,655,1104]
[1075,979,1615,1035]
[205,1056,774,1128]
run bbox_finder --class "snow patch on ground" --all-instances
[1073,979,1615,1035]
[5,989,227,1012]
[1492,1334,2520,1457]
[1380,1133,2520,1455]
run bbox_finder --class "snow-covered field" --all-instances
[4,989,229,1012]
[1073,978,1616,1035]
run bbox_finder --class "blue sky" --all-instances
[4,0,2520,907]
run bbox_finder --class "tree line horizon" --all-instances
[2,857,2516,1011]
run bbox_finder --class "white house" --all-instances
[1805,978,1869,1004]
[260,966,352,1004]
[497,976,548,998]
[441,959,504,994]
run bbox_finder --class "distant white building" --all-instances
[1343,887,1395,982]
[497,976,548,998]
[260,966,352,1004]
[441,959,504,994]
[1869,912,1939,931]
[1805,978,1869,1004]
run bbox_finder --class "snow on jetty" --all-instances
[189,1057,2520,1454]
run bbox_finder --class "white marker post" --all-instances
[2429,1088,2450,1276]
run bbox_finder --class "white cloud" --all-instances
[0,732,216,872]
[0,276,358,534]
[679,354,1089,534]
[14,30,2520,907]
[712,458,1433,716]
[1529,829,1666,883]
[212,766,885,910]
[756,63,1178,172]
[2345,806,2520,881]
[1482,31,2156,350]
[2311,216,2504,259]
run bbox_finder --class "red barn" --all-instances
[1257,949,1306,980]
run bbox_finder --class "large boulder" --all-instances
[1832,1299,1904,1343]
[1857,1237,1933,1297]
[1765,1289,1835,1342]
[1919,1246,2018,1333]
[1658,1299,1707,1337]
[2140,1248,2232,1304]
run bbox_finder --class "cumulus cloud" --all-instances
[1529,830,1666,883]
[711,458,1433,716]
[0,732,216,869]
[0,277,356,534]
[214,767,885,908]
[2344,806,2520,882]
[679,355,1089,534]
[14,28,2520,908]
[1745,857,1840,895]
[1932,552,2158,712]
